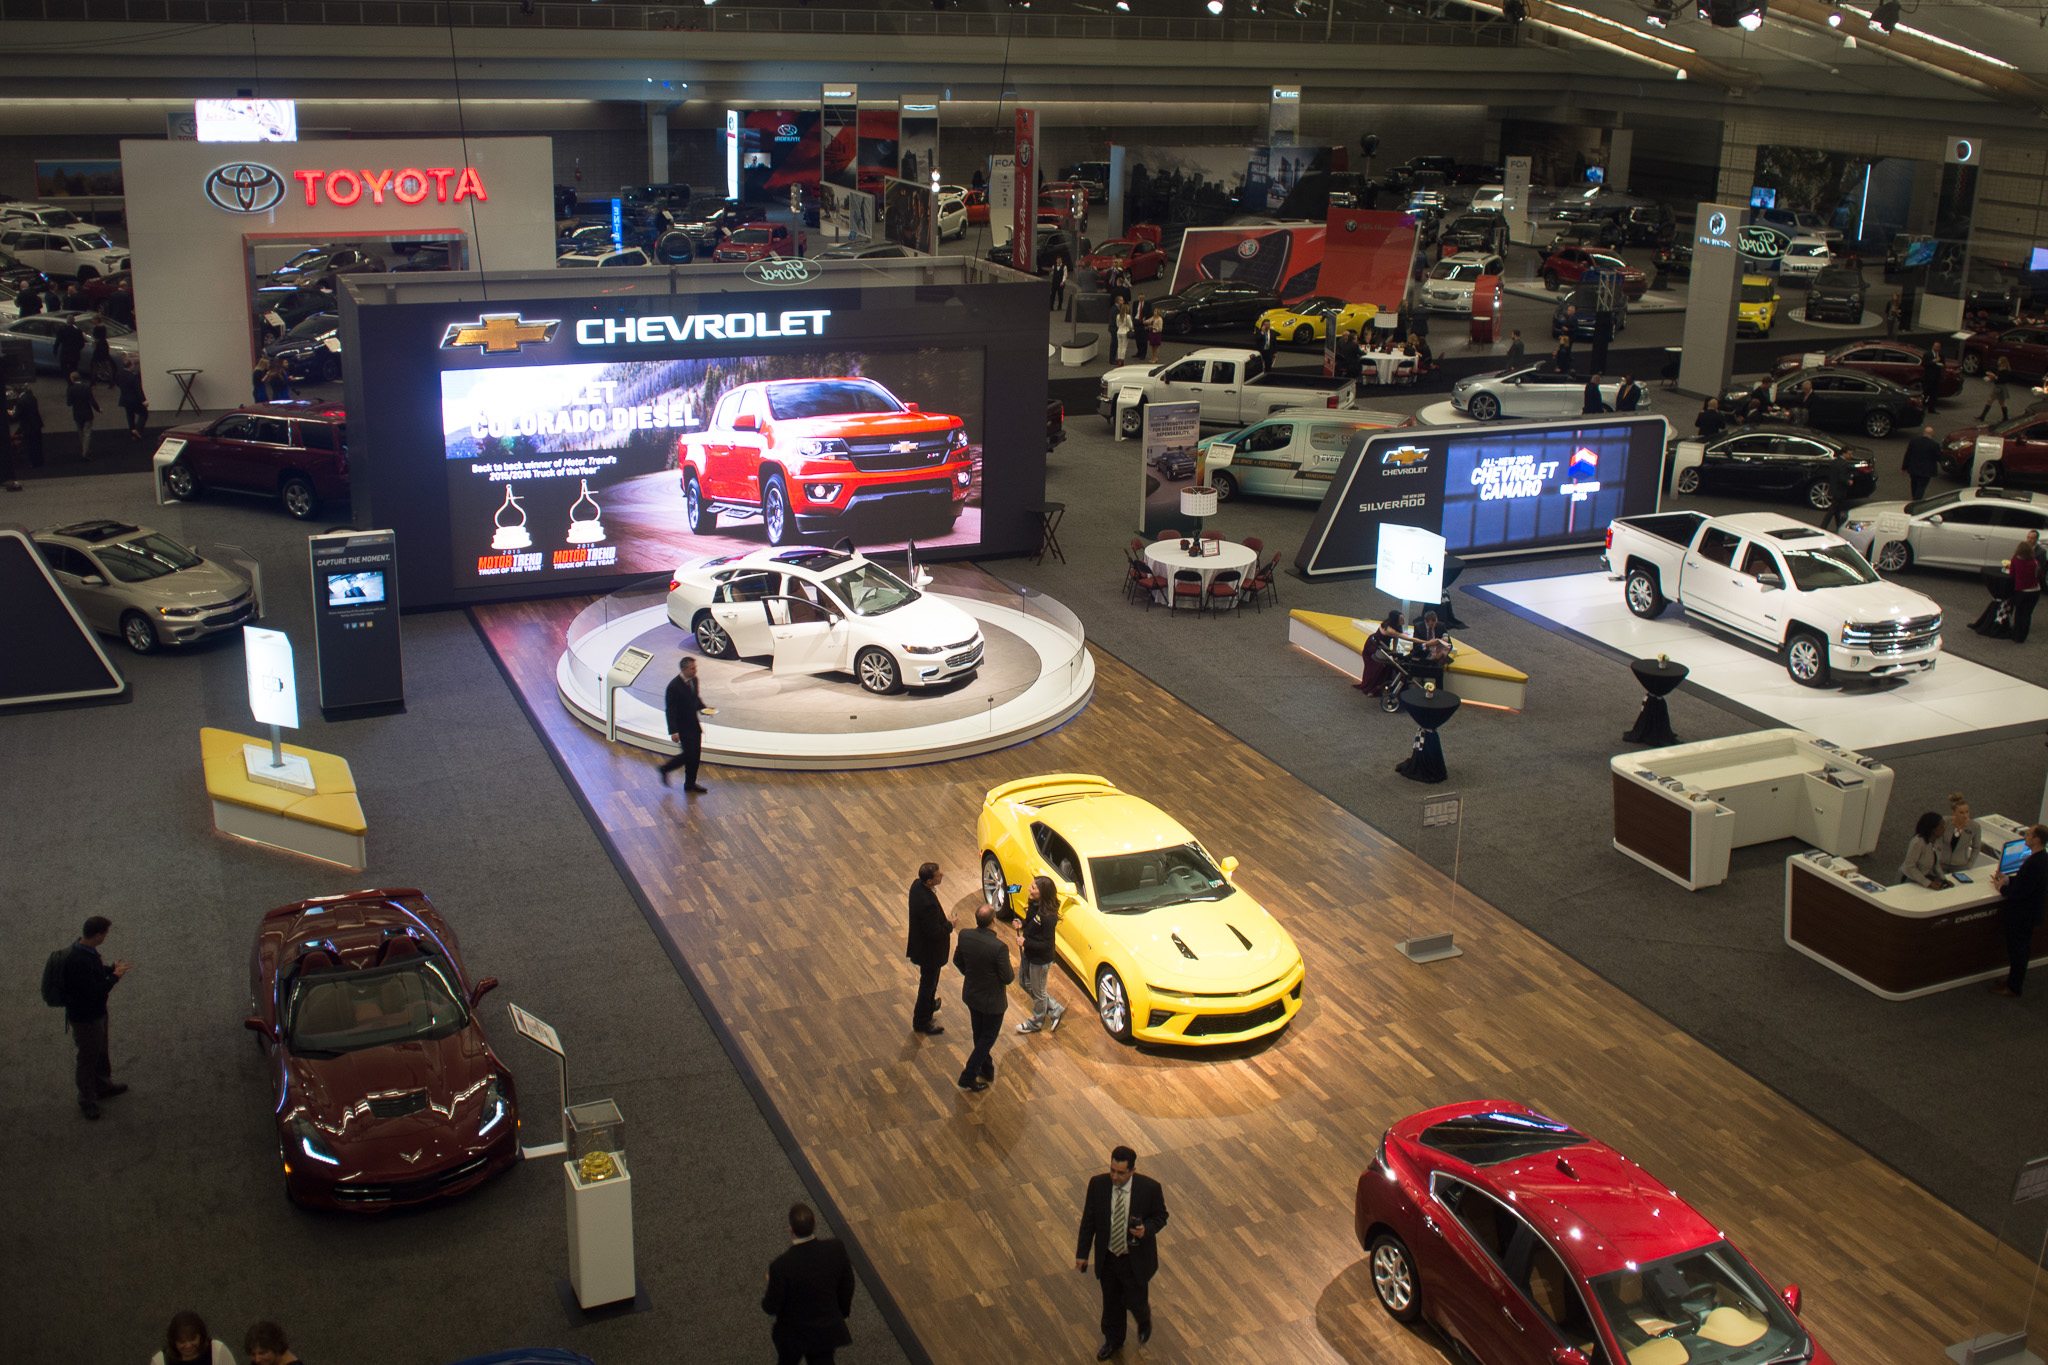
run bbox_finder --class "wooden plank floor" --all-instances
[478,589,2036,1364]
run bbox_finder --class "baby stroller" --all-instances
[1366,638,1444,713]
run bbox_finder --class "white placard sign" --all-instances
[1976,435,2006,470]
[508,1003,564,1057]
[1377,522,1447,604]
[242,625,299,729]
[988,155,1016,248]
[153,436,187,505]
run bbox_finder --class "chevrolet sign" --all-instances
[574,310,831,345]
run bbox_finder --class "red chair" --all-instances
[1155,529,1181,542]
[1170,569,1206,612]
[1245,555,1282,609]
[1201,529,1222,544]
[1206,568,1242,613]
[1243,536,1264,557]
[1125,552,1163,606]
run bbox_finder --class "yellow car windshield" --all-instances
[1088,844,1231,914]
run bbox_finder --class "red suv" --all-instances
[1357,1101,1835,1365]
[159,403,348,520]
[711,221,806,263]
[1539,246,1647,300]
[678,377,973,546]
[1941,406,2048,484]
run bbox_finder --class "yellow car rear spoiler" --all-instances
[984,773,1116,808]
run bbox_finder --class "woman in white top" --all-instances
[1942,791,1983,870]
[1113,300,1134,362]
[1899,810,1952,890]
[150,1310,237,1365]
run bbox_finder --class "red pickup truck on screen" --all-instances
[678,377,973,546]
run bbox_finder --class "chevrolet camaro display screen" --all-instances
[437,349,985,590]
[1293,415,1668,577]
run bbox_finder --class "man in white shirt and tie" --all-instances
[1074,1144,1171,1359]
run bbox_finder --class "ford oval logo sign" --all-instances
[744,257,818,286]
[1738,223,1789,261]
[204,161,285,214]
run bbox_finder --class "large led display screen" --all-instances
[1294,415,1667,577]
[439,348,984,590]
[344,276,1047,609]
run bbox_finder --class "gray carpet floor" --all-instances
[0,476,910,1365]
[1009,382,2048,1254]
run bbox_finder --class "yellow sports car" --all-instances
[976,773,1305,1046]
[1256,297,1379,345]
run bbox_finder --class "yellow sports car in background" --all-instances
[976,773,1305,1046]
[1255,297,1380,345]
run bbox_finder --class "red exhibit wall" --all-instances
[1166,224,1326,301]
[1318,207,1418,312]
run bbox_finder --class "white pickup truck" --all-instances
[1602,510,1943,686]
[1097,347,1359,432]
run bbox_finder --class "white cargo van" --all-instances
[1198,408,1410,503]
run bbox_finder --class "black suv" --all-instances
[1149,279,1282,335]
[1438,214,1505,256]
[1805,267,1867,324]
[1610,203,1676,247]
[1669,427,1874,509]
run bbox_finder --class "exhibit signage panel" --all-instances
[1293,415,1668,577]
[1012,109,1039,274]
[346,272,1050,609]
[1679,200,1744,398]
[309,529,405,712]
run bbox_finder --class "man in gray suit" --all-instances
[952,904,1013,1092]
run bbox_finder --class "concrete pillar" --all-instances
[1605,129,1633,194]
[1678,203,1744,399]
[647,104,669,185]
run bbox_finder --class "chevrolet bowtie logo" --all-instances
[891,440,919,453]
[441,313,559,353]
[400,1149,423,1164]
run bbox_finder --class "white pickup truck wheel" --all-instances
[1785,630,1831,687]
[1624,566,1667,619]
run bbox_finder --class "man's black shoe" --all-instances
[916,1024,945,1035]
[1096,1342,1118,1361]
[685,784,709,794]
[1139,1321,1152,1345]
[659,766,669,787]
[958,1078,989,1092]
[80,1102,100,1120]
[99,1083,129,1098]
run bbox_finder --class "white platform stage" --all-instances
[1480,571,2048,750]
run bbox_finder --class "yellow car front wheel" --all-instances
[981,850,1018,922]
[1095,964,1135,1044]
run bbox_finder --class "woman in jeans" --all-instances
[2011,530,2043,644]
[1016,875,1064,1035]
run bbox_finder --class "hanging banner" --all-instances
[899,97,940,192]
[882,177,936,254]
[1269,86,1301,143]
[1013,108,1039,276]
[821,83,858,230]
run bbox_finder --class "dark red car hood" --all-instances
[284,1024,501,1150]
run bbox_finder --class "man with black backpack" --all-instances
[43,915,131,1119]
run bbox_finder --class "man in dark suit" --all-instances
[1991,824,2047,997]
[905,861,954,1036]
[1582,373,1606,415]
[1902,424,1942,501]
[1075,1144,1171,1359]
[951,903,1012,1092]
[762,1203,855,1365]
[658,657,712,792]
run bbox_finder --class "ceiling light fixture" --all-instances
[1867,0,1898,31]
[1504,0,1528,20]
[1699,0,1764,29]
[1206,0,1224,13]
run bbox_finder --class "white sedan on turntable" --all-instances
[665,545,984,695]
[1840,486,2048,574]
[1450,364,1640,422]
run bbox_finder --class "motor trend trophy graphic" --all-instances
[566,480,606,545]
[1561,447,1602,532]
[492,487,532,550]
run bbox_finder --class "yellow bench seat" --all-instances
[1286,610,1528,712]
[200,727,367,869]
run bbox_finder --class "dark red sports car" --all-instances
[1356,1101,1835,1365]
[245,888,519,1211]
[1771,340,1962,398]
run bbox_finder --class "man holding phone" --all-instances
[1075,1144,1170,1359]
[1991,824,2048,997]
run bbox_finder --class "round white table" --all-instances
[1145,539,1258,609]
[1359,350,1418,385]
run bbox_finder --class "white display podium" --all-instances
[564,1154,635,1309]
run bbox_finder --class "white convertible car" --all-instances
[665,545,984,694]
[1450,364,1641,421]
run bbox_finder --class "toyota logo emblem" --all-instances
[205,161,285,214]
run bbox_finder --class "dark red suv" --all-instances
[159,402,348,520]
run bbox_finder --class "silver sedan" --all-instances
[1841,487,2048,573]
[1451,365,1644,421]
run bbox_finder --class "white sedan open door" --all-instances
[766,597,847,676]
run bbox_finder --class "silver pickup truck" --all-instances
[1603,509,1942,686]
